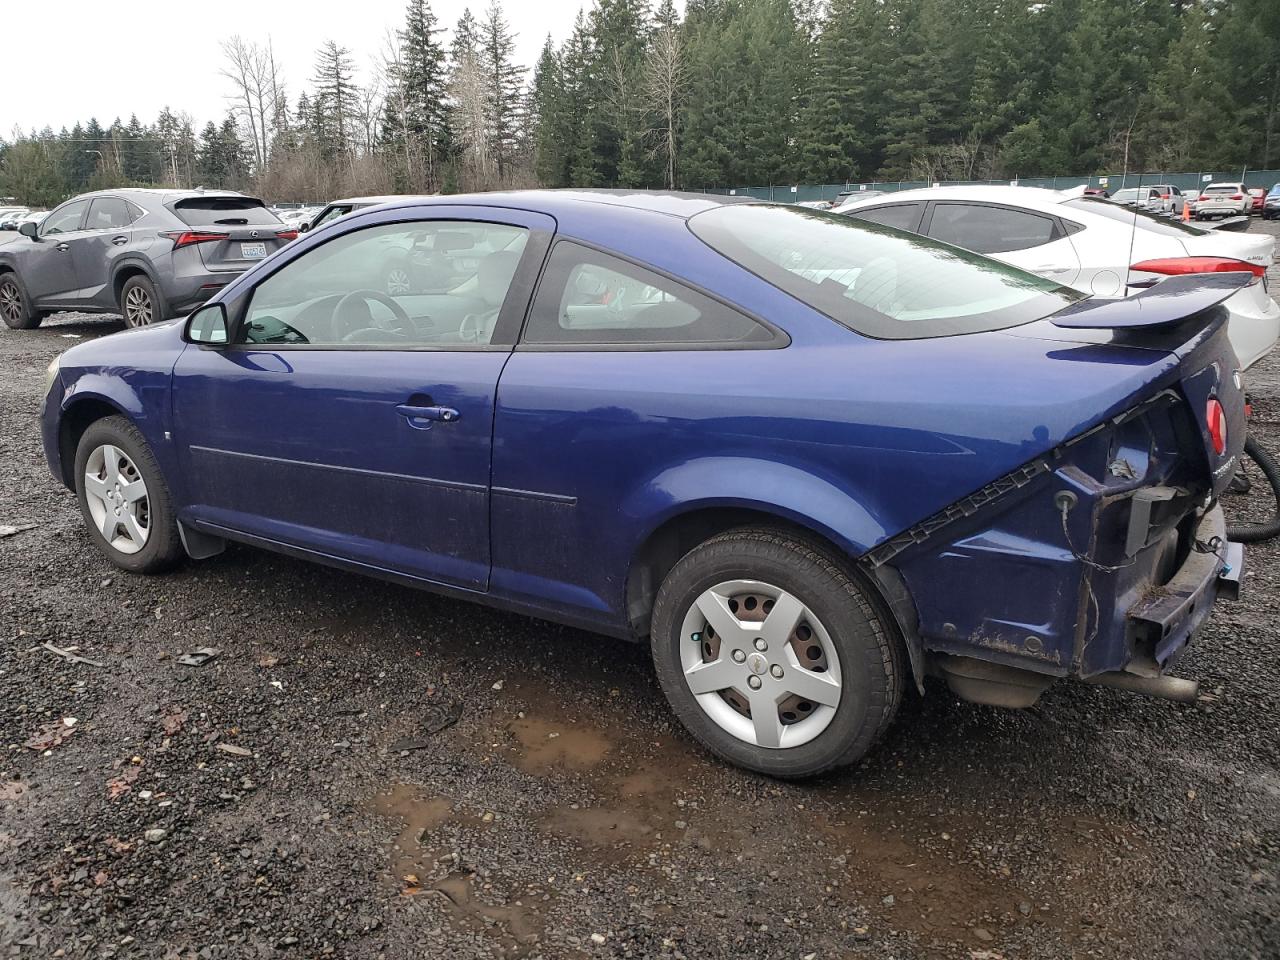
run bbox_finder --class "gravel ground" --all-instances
[1,222,1279,960]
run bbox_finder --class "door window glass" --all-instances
[846,203,923,233]
[523,241,773,346]
[240,220,528,348]
[87,197,133,230]
[926,203,1057,254]
[312,205,354,229]
[40,200,88,235]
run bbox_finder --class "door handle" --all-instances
[55,242,69,252]
[395,403,460,426]
[110,235,128,246]
[1031,264,1071,273]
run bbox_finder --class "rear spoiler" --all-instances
[1049,273,1252,330]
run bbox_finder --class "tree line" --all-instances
[2,0,1277,209]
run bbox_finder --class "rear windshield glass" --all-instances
[1062,197,1208,237]
[173,197,280,227]
[687,204,1082,340]
[1204,185,1241,194]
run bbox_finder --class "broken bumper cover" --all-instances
[1126,506,1242,668]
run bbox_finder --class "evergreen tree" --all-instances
[479,1,525,182]
[312,40,359,159]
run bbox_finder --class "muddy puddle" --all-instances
[368,782,553,957]
[494,697,1143,953]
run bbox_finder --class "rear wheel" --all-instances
[650,527,902,778]
[120,274,169,328]
[0,272,42,330]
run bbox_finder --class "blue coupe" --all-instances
[38,191,1247,777]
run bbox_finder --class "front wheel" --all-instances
[74,416,184,573]
[650,527,902,778]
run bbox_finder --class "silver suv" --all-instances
[0,188,293,330]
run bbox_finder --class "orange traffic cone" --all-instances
[1182,199,1191,222]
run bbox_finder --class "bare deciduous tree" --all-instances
[220,36,279,171]
[643,21,686,190]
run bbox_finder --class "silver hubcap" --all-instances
[0,280,21,322]
[386,268,410,295]
[124,286,153,326]
[83,444,150,555]
[680,580,842,749]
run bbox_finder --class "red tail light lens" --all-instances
[1230,194,1244,200]
[1130,257,1265,279]
[1160,193,1170,199]
[1199,195,1210,201]
[275,229,298,242]
[1205,398,1227,456]
[161,230,228,249]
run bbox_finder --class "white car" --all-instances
[835,185,1279,370]
[1194,182,1251,220]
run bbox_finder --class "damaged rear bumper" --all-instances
[1126,506,1242,670]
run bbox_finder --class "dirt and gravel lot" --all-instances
[1,222,1279,960]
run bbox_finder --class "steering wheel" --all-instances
[458,308,500,344]
[332,289,414,342]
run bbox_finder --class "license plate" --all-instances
[241,242,267,259]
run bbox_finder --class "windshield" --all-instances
[688,204,1082,340]
[1063,197,1209,237]
[1204,184,1241,194]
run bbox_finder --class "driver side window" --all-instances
[239,220,529,348]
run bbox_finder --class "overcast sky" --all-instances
[5,0,595,135]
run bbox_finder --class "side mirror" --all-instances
[19,222,38,239]
[299,222,310,233]
[184,302,229,345]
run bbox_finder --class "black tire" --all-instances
[650,526,903,778]
[73,415,184,573]
[119,274,170,328]
[0,271,42,330]
[1225,435,1280,544]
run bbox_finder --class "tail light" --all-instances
[1199,195,1210,201]
[1231,194,1244,200]
[1130,256,1266,279]
[161,230,227,249]
[1160,193,1170,199]
[1205,398,1227,456]
[275,229,298,241]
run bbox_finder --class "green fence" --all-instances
[701,170,1280,203]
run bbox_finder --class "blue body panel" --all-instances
[42,190,1244,678]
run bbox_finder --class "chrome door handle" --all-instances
[110,235,128,245]
[55,242,69,252]
[395,403,460,426]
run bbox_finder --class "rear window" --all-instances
[687,204,1081,340]
[1062,197,1208,237]
[173,196,281,227]
[1204,184,1242,194]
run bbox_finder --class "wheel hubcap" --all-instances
[0,281,21,322]
[124,287,153,326]
[83,444,150,555]
[680,580,842,749]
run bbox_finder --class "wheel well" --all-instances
[625,508,856,639]
[112,266,149,307]
[56,399,123,490]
